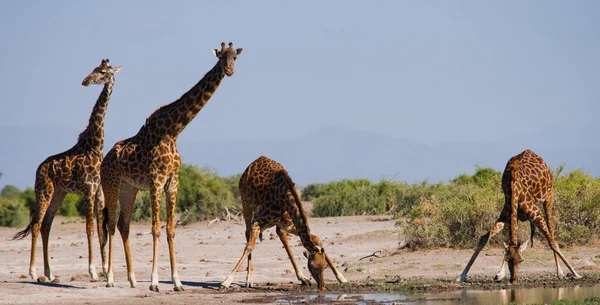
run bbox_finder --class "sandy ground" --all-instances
[1,214,599,305]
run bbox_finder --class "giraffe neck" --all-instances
[283,172,320,252]
[77,79,114,154]
[143,60,225,139]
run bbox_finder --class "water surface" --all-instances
[275,284,600,304]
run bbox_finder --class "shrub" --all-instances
[0,197,29,227]
[311,179,387,217]
[175,165,238,225]
[131,190,166,222]
[553,168,600,245]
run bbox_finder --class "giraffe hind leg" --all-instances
[117,184,139,288]
[40,189,66,282]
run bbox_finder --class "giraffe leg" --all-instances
[276,227,311,286]
[149,185,164,292]
[117,184,139,288]
[83,187,99,282]
[246,251,253,288]
[221,222,260,289]
[542,193,565,279]
[95,187,108,275]
[494,259,509,282]
[324,253,348,284]
[102,182,119,288]
[165,176,183,292]
[534,208,581,279]
[456,221,505,282]
[24,182,54,280]
[41,189,66,282]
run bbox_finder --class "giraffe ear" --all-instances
[212,48,221,57]
[109,66,121,74]
[303,250,309,259]
[235,48,243,56]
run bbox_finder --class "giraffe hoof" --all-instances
[90,277,99,283]
[149,285,160,292]
[106,282,114,288]
[174,285,184,292]
[218,285,229,292]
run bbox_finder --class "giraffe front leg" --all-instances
[95,187,108,275]
[324,253,348,284]
[456,221,505,282]
[221,223,260,289]
[534,217,581,280]
[165,176,183,292]
[84,189,99,282]
[149,186,163,292]
[494,257,508,282]
[276,227,311,286]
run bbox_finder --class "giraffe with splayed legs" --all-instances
[98,42,242,292]
[456,149,581,284]
[13,59,121,283]
[220,156,348,291]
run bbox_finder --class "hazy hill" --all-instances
[1,124,598,190]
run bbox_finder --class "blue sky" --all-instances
[0,1,598,146]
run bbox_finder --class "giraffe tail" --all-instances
[12,215,35,240]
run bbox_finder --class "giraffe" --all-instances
[456,149,582,283]
[220,156,348,291]
[98,42,242,292]
[12,59,121,283]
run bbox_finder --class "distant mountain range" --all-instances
[1,124,598,190]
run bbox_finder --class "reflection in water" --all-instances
[275,284,600,305]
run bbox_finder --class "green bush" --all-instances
[175,165,238,225]
[302,183,327,201]
[311,179,387,217]
[131,190,166,222]
[0,197,29,227]
[553,168,600,245]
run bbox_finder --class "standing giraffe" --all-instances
[456,149,581,283]
[99,42,242,292]
[12,59,121,282]
[220,156,348,291]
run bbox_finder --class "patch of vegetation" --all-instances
[304,164,600,250]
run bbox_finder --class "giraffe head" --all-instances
[303,234,329,291]
[82,59,121,86]
[212,42,243,77]
[503,240,529,284]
